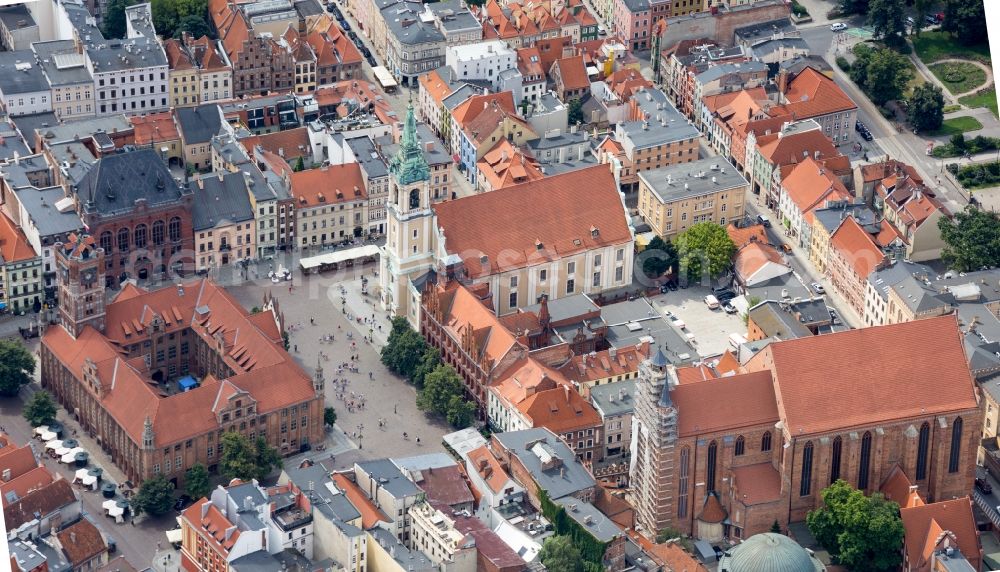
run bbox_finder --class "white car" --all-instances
[830,22,848,32]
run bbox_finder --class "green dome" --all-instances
[719,533,824,572]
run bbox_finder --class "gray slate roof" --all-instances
[189,172,254,231]
[694,60,767,84]
[589,380,636,418]
[282,465,364,535]
[368,527,436,571]
[747,301,812,340]
[73,148,188,215]
[346,135,389,179]
[553,498,622,542]
[639,158,748,203]
[33,40,94,87]
[374,124,450,167]
[176,104,224,145]
[13,186,85,237]
[0,50,51,95]
[0,4,35,31]
[356,459,422,499]
[382,2,445,46]
[601,298,695,363]
[493,428,596,500]
[620,88,698,150]
[86,36,167,72]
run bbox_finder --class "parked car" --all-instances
[366,55,377,66]
[905,16,915,26]
[924,14,937,25]
[830,22,847,32]
[829,308,841,325]
[723,303,738,314]
[780,243,792,254]
[704,295,721,310]
[339,18,351,31]
[855,120,865,132]
[976,477,992,494]
[756,214,771,228]
[361,46,371,58]
[174,495,193,512]
[935,12,944,22]
[811,282,826,295]
[717,291,737,303]
[860,129,874,141]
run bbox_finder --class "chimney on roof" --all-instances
[563,384,570,402]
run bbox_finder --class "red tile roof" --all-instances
[516,385,602,433]
[432,165,631,278]
[731,463,783,505]
[290,164,367,207]
[477,140,545,190]
[4,478,76,529]
[131,112,180,145]
[901,497,980,571]
[42,279,317,448]
[747,315,978,436]
[734,242,787,283]
[57,518,107,567]
[726,223,768,248]
[240,126,310,162]
[0,212,36,263]
[670,371,778,437]
[552,55,589,91]
[416,465,475,508]
[332,473,389,528]
[879,465,923,509]
[757,128,841,168]
[829,216,884,279]
[780,156,852,215]
[466,446,511,495]
[182,498,241,555]
[1,466,55,508]
[558,344,647,383]
[428,282,520,368]
[773,67,857,120]
[0,443,41,483]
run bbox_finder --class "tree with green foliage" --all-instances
[411,347,442,389]
[102,0,139,38]
[133,474,175,516]
[539,535,584,572]
[417,364,472,427]
[912,0,930,37]
[381,317,428,377]
[938,206,1000,271]
[174,13,212,38]
[151,0,210,40]
[568,99,584,125]
[867,0,906,43]
[220,431,259,482]
[293,156,305,172]
[908,84,944,132]
[642,236,678,278]
[770,520,782,534]
[838,0,868,15]
[23,391,57,427]
[941,0,986,46]
[0,339,35,397]
[807,480,904,571]
[253,436,281,480]
[184,463,211,500]
[675,222,736,282]
[282,330,290,350]
[851,44,912,105]
[950,132,967,151]
[324,406,337,426]
[446,395,476,428]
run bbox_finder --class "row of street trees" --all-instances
[642,223,736,283]
[381,317,476,428]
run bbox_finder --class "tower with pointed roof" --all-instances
[55,234,107,339]
[313,357,325,396]
[631,346,680,537]
[380,100,437,326]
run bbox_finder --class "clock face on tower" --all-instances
[82,270,95,283]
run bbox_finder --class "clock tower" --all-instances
[55,234,107,338]
[380,100,437,325]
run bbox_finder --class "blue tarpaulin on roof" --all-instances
[178,376,198,391]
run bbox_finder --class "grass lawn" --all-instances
[928,115,984,136]
[928,62,988,95]
[943,104,962,113]
[904,66,924,99]
[912,31,992,64]
[959,88,999,117]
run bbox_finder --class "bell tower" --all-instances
[55,234,107,338]
[380,99,437,325]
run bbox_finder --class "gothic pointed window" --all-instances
[830,436,842,484]
[152,221,164,245]
[858,431,872,490]
[117,228,129,252]
[168,217,182,242]
[800,441,814,496]
[100,231,113,254]
[707,441,718,492]
[949,417,963,473]
[917,422,930,481]
[735,435,745,456]
[677,446,690,518]
[761,431,772,452]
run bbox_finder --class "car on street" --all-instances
[860,129,873,141]
[339,18,351,31]
[717,291,737,303]
[174,494,193,512]
[704,295,721,310]
[780,243,792,254]
[829,308,840,325]
[756,214,771,227]
[830,22,847,32]
[976,477,993,494]
[366,55,377,66]
[811,282,826,295]
[361,46,371,58]
[723,303,738,314]
[924,14,937,25]
[905,16,915,27]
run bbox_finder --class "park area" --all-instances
[928,62,988,95]
[913,30,997,118]
[929,115,984,137]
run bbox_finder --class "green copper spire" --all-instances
[389,99,430,186]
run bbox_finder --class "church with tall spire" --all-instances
[379,100,439,325]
